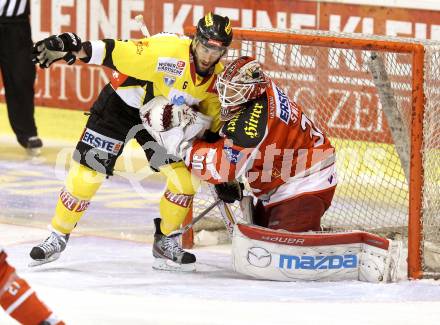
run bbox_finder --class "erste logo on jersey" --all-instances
[275,86,290,124]
[81,128,123,155]
[157,57,186,76]
[274,86,299,125]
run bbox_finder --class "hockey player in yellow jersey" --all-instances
[30,13,233,271]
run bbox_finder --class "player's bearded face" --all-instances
[193,41,225,74]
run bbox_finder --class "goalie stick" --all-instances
[207,184,236,235]
[169,199,221,238]
[135,14,151,37]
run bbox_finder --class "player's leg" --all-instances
[29,85,129,265]
[154,162,200,271]
[260,188,336,232]
[1,250,64,324]
[136,129,199,270]
[0,21,41,155]
[29,161,106,266]
[158,161,200,234]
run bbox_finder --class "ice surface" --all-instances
[1,224,440,325]
[1,157,440,324]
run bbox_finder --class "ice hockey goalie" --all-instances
[140,56,403,282]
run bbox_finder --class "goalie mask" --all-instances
[192,13,233,76]
[216,56,268,121]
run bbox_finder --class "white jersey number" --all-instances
[300,114,324,147]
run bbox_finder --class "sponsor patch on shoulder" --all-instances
[157,57,186,76]
[223,146,242,164]
[275,86,290,124]
[81,128,123,155]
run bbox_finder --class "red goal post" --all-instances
[183,26,440,280]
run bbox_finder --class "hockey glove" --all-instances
[214,180,244,203]
[32,33,82,68]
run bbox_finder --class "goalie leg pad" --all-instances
[239,196,255,224]
[232,224,400,282]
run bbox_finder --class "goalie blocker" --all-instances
[232,224,403,282]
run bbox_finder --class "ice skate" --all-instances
[29,229,69,267]
[152,218,196,272]
[24,136,43,157]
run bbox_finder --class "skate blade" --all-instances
[152,258,196,272]
[28,253,61,267]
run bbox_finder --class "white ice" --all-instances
[1,224,440,325]
[0,152,439,325]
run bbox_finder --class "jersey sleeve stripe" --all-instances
[4,288,34,314]
[88,40,106,65]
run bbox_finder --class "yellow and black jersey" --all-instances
[84,33,223,132]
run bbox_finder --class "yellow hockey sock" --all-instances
[51,162,105,234]
[159,161,200,235]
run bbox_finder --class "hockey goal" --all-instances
[183,27,440,280]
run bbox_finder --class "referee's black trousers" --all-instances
[0,19,37,145]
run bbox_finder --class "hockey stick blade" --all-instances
[169,199,221,238]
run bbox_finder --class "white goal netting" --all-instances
[192,28,440,278]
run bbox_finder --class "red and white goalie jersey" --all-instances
[184,80,337,205]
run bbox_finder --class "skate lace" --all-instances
[39,232,63,254]
[162,236,184,254]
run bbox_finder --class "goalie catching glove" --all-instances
[32,32,82,68]
[140,96,198,132]
[140,96,212,157]
[214,180,244,203]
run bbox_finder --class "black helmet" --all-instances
[195,12,233,49]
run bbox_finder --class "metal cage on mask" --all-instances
[217,57,268,121]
